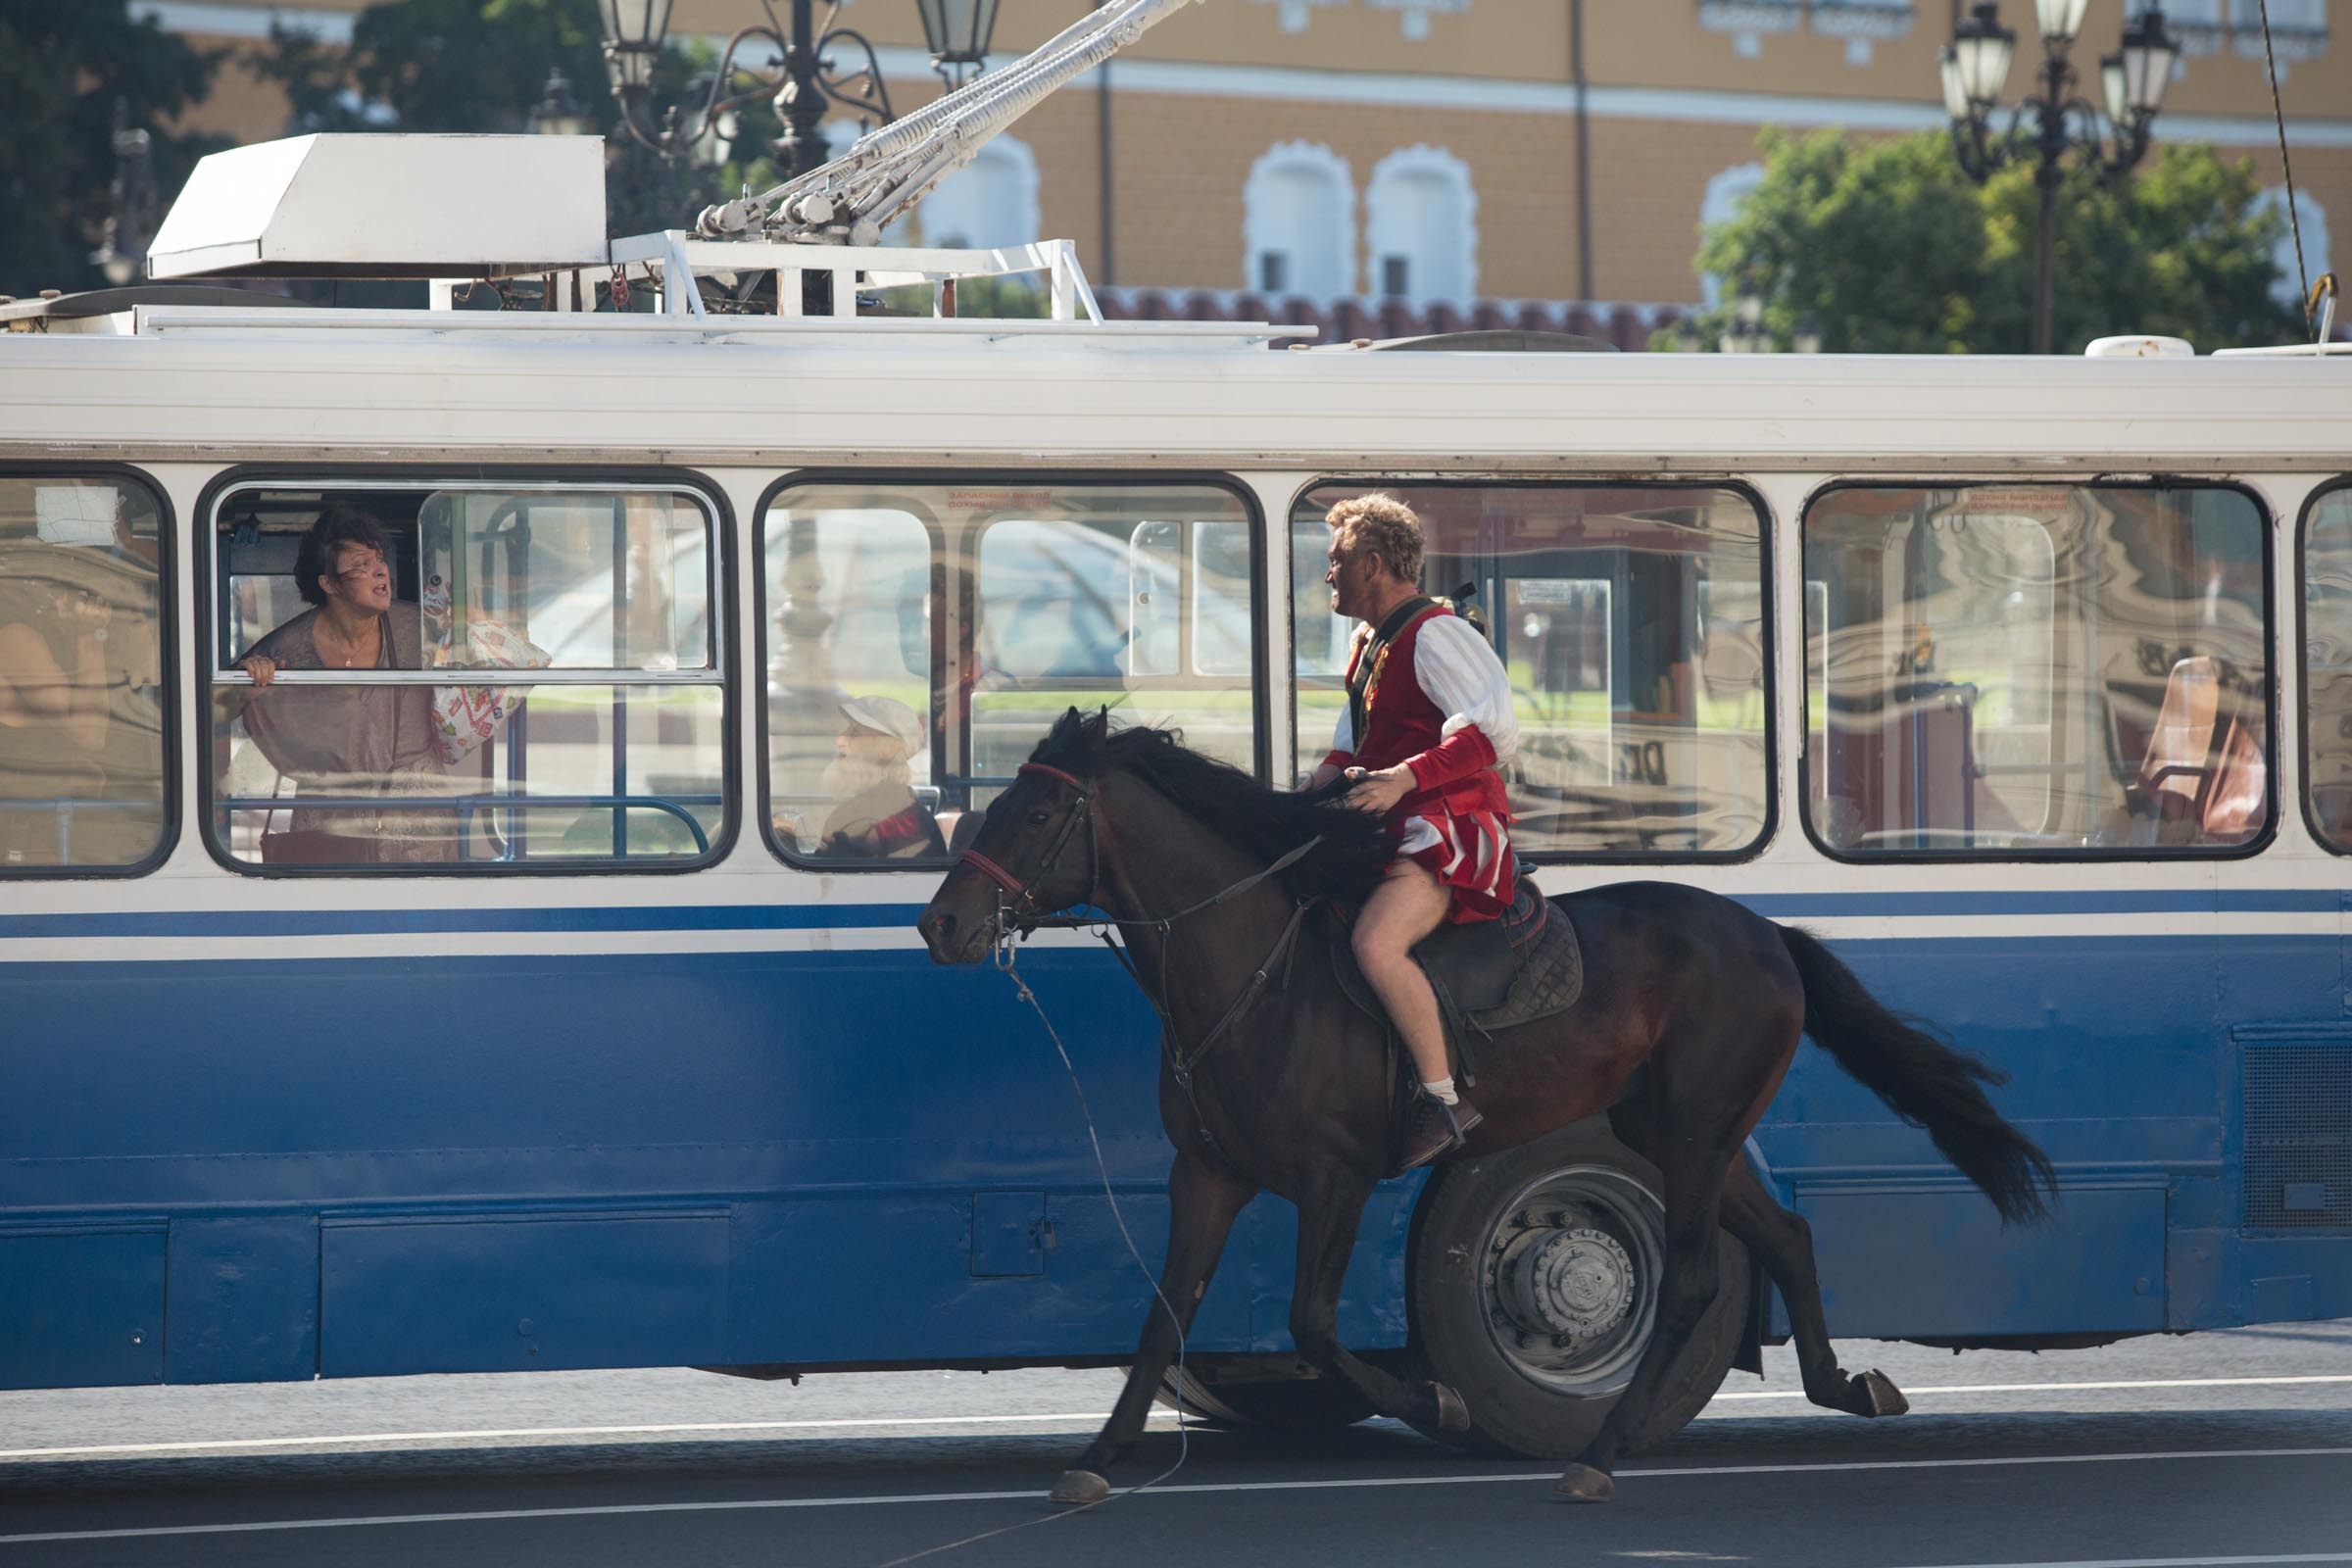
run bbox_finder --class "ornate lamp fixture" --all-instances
[1936,1,2180,352]
[528,67,590,137]
[597,0,898,180]
[1718,289,1767,355]
[916,0,1004,88]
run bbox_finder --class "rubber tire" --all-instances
[1154,1366,1378,1430]
[1404,1120,1750,1459]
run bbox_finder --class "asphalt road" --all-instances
[6,1324,2352,1567]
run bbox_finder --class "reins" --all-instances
[893,758,1322,1564]
[961,760,1324,1153]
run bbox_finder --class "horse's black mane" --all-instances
[1030,709,1390,903]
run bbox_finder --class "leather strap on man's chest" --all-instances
[1348,596,1437,748]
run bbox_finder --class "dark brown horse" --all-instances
[915,710,2056,1503]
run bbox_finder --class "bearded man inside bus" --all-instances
[1305,494,1520,1171]
[806,694,944,859]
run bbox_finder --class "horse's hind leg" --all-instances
[1718,1160,1906,1419]
[1554,1140,1734,1502]
[1288,1176,1470,1435]
[1054,1151,1257,1506]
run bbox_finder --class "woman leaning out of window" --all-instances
[219,503,456,864]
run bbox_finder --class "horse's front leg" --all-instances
[1053,1150,1257,1505]
[1288,1176,1471,1435]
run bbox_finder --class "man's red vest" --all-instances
[1330,603,1512,824]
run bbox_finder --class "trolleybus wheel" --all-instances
[1403,1121,1750,1458]
[1154,1366,1377,1430]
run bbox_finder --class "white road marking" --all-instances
[1708,1373,2352,1401]
[11,1371,2349,1462]
[0,1409,1188,1460]
[1883,1556,2352,1568]
[3,1446,2348,1545]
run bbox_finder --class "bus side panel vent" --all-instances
[2244,1039,2352,1231]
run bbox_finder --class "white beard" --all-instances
[824,753,908,799]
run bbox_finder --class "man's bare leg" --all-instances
[1351,859,1483,1167]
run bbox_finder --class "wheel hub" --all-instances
[1495,1224,1636,1339]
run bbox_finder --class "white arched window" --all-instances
[2252,186,2331,312]
[1243,141,1354,299]
[914,136,1042,251]
[1697,162,1765,307]
[1364,145,1477,306]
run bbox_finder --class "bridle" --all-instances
[957,760,1324,1153]
[957,761,1101,935]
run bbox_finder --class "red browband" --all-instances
[956,761,1091,897]
[1016,761,1088,792]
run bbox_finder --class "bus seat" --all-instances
[2132,656,2266,843]
[2141,657,2220,812]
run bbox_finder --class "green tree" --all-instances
[1976,143,2299,352]
[260,0,605,136]
[0,4,223,296]
[254,0,803,239]
[1665,126,2302,355]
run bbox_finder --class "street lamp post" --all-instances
[88,99,156,287]
[1938,1,2179,354]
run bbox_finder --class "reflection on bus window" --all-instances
[0,476,167,871]
[209,484,725,869]
[762,481,1258,866]
[1292,483,1769,858]
[1806,485,2270,857]
[2305,486,2352,851]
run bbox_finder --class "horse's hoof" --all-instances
[1551,1463,1615,1504]
[1050,1470,1110,1506]
[1433,1382,1471,1434]
[1856,1369,1909,1418]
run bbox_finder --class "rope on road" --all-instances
[866,951,1196,1568]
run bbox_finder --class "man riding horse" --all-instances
[1305,494,1520,1171]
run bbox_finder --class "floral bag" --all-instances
[428,617,551,766]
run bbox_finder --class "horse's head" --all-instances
[917,709,1108,965]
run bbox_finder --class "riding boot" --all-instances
[1396,1092,1483,1172]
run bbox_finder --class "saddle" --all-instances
[1332,876,1585,1089]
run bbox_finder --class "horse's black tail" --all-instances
[1779,925,2058,1227]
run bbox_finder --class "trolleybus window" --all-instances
[2304,482,2352,851]
[1805,483,2271,858]
[1292,482,1769,858]
[205,482,726,869]
[0,473,169,872]
[762,479,1258,865]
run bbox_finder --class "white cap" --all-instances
[839,694,924,755]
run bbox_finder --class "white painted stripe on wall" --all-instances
[0,910,2334,963]
[129,3,2352,149]
[0,928,934,964]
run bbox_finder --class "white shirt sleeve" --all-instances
[1326,625,1370,759]
[1413,614,1518,767]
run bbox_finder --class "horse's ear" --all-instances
[1082,706,1108,744]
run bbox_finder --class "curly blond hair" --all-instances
[1324,493,1424,586]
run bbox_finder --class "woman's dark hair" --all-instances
[294,503,389,607]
